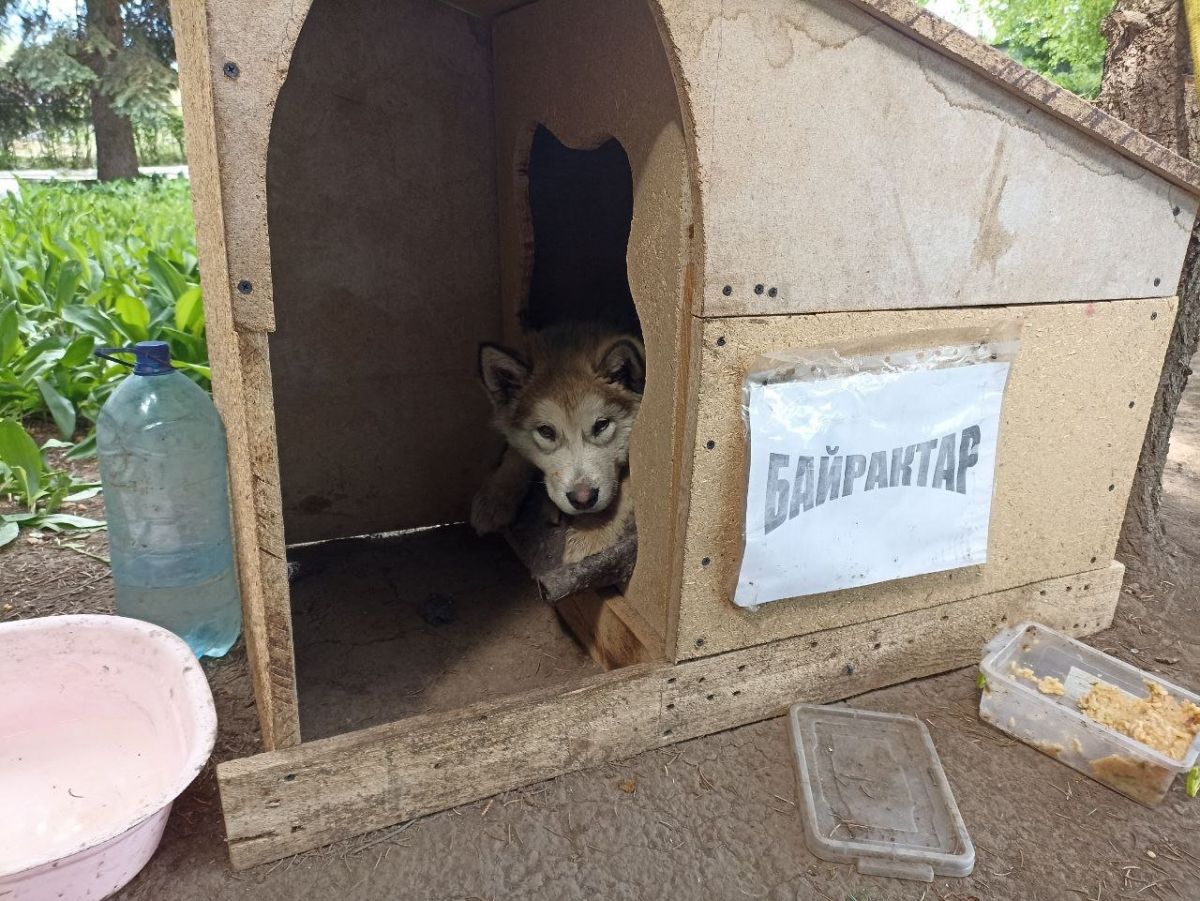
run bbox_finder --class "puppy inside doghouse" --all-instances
[471,126,641,571]
[471,323,643,566]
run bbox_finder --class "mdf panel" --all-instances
[494,0,694,648]
[267,0,502,543]
[655,0,1195,317]
[676,297,1175,660]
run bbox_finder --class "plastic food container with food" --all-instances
[789,704,974,882]
[978,621,1200,806]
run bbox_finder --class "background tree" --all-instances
[982,0,1115,96]
[0,0,178,178]
[978,0,1198,574]
[943,0,1196,575]
[1094,0,1200,575]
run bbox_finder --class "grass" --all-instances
[0,175,206,543]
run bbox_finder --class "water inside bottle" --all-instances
[116,566,242,658]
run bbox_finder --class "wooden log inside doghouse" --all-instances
[556,591,654,670]
[676,297,1176,661]
[217,562,1123,868]
[504,506,639,605]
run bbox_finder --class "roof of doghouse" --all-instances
[448,0,1200,195]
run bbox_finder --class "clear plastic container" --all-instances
[979,622,1200,806]
[789,704,974,882]
[96,342,242,658]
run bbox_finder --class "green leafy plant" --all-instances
[0,176,209,449]
[0,176,205,548]
[925,0,1114,98]
[0,419,103,547]
[984,0,1114,98]
[1188,765,1199,799]
[0,1,183,170]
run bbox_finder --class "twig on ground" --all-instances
[346,819,415,856]
[57,542,110,564]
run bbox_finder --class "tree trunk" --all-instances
[1097,0,1200,574]
[90,83,139,180]
[84,0,139,180]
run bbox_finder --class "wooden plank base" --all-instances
[218,562,1122,869]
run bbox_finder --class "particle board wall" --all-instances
[494,0,694,649]
[675,296,1175,661]
[653,0,1197,318]
[267,0,503,543]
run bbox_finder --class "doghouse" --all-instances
[170,0,1200,867]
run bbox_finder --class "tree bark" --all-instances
[1097,0,1200,574]
[90,82,139,180]
[84,0,139,180]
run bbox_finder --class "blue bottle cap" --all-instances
[132,341,173,376]
[94,341,175,375]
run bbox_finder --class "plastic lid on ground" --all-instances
[789,703,975,883]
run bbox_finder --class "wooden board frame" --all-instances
[217,561,1123,868]
[173,0,300,750]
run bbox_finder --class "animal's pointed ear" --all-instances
[596,337,646,395]
[479,343,530,408]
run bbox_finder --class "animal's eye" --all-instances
[536,425,557,442]
[592,418,611,437]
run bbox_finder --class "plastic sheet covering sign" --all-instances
[734,326,1020,608]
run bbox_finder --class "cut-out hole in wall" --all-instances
[523,125,638,334]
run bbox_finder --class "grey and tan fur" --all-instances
[471,323,644,564]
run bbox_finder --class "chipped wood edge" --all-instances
[217,562,1121,868]
[845,0,1200,195]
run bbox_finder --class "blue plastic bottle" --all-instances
[95,341,242,658]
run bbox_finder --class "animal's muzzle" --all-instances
[567,486,600,510]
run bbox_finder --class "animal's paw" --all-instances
[470,487,521,535]
[563,525,612,565]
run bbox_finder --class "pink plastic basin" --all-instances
[0,614,216,900]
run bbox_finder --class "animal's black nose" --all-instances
[567,487,599,510]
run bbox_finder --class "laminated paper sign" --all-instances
[734,331,1017,608]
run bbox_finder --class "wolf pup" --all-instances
[471,323,644,564]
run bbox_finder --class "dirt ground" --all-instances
[6,385,1200,901]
